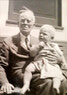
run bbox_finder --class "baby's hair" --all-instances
[40,24,56,40]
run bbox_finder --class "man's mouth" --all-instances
[23,28,28,30]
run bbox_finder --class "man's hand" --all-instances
[1,83,14,94]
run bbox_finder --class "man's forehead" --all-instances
[20,14,33,20]
[19,8,35,23]
[20,11,34,19]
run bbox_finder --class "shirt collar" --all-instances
[20,32,30,42]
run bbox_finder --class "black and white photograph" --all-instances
[0,0,67,95]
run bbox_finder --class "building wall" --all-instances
[0,0,67,42]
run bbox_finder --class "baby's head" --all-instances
[39,24,56,42]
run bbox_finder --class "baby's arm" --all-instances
[54,43,67,66]
[30,41,44,57]
[61,54,67,69]
[60,53,67,78]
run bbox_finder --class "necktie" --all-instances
[25,37,31,50]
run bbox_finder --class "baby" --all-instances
[20,24,65,94]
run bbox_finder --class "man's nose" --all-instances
[40,34,43,36]
[24,20,28,24]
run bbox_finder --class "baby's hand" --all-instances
[39,41,45,48]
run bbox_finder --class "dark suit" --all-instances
[0,33,67,95]
[0,33,38,86]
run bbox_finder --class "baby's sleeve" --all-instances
[53,43,63,56]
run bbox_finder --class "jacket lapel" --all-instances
[10,33,30,58]
[14,33,29,52]
[11,34,39,54]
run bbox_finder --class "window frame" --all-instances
[7,0,63,29]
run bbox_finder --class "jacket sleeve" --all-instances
[0,39,10,84]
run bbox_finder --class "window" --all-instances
[7,0,62,28]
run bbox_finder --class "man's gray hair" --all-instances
[19,6,35,24]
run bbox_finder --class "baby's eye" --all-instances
[40,32,42,34]
[40,31,47,36]
[41,33,47,36]
[43,32,46,35]
[27,20,31,23]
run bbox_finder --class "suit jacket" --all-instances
[0,33,39,86]
[0,33,67,95]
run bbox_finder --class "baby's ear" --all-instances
[51,36,54,40]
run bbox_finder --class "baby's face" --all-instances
[39,30,51,42]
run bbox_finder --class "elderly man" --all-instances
[0,7,67,95]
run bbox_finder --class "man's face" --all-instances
[19,11,35,36]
